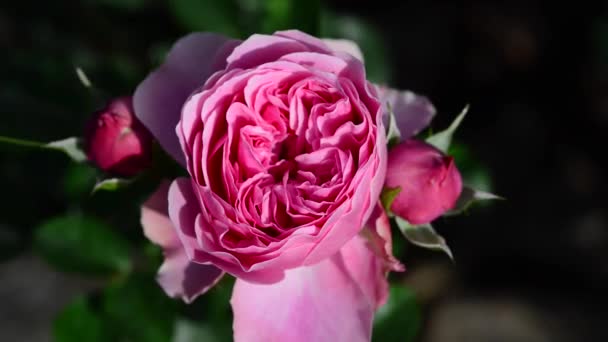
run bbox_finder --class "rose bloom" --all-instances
[136,30,433,342]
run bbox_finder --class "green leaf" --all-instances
[103,274,177,342]
[64,163,98,199]
[53,296,110,342]
[380,186,401,216]
[445,185,504,216]
[395,217,453,260]
[170,0,241,37]
[46,137,87,162]
[92,177,133,194]
[426,105,469,153]
[386,102,401,147]
[373,286,421,342]
[34,215,131,275]
[261,0,320,35]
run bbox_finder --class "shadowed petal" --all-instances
[377,86,436,140]
[134,33,239,166]
[142,180,224,303]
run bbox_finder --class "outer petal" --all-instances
[361,203,405,273]
[231,234,387,342]
[377,86,436,139]
[134,33,239,166]
[142,180,224,303]
[322,38,365,62]
[168,178,286,284]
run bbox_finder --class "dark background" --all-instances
[1,0,607,341]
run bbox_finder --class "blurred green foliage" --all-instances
[373,286,421,342]
[54,296,111,342]
[103,274,178,342]
[34,215,132,275]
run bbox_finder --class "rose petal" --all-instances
[157,249,223,304]
[142,180,224,303]
[361,203,405,273]
[377,87,436,140]
[231,234,387,342]
[134,33,238,166]
[322,38,365,62]
[226,34,315,70]
[168,178,287,284]
[276,30,333,54]
[303,109,387,265]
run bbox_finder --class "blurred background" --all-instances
[1,0,607,341]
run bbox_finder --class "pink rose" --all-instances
[385,139,463,224]
[84,96,152,177]
[135,30,433,341]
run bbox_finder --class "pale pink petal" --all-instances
[142,180,224,303]
[377,86,436,139]
[361,203,405,273]
[226,34,312,70]
[322,38,364,61]
[142,180,179,247]
[275,30,333,53]
[231,234,387,342]
[134,33,239,166]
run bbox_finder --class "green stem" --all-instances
[0,135,45,149]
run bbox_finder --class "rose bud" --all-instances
[84,96,153,177]
[385,139,462,224]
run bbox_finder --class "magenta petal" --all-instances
[378,86,436,139]
[231,235,387,342]
[134,33,238,166]
[142,180,223,303]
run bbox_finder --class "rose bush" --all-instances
[136,30,437,341]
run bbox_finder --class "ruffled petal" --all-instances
[142,180,224,303]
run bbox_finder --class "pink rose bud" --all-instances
[84,96,152,177]
[385,139,462,224]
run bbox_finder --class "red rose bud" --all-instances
[84,96,152,177]
[385,139,462,224]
